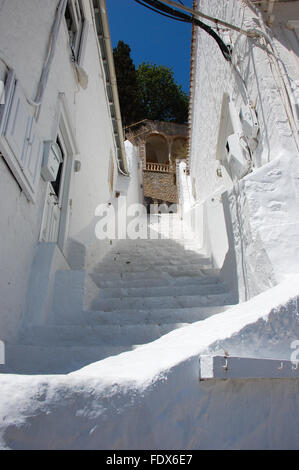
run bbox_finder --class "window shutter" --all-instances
[3,81,31,169]
[2,79,43,197]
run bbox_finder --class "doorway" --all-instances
[40,128,72,252]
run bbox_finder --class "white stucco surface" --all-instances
[0,0,135,341]
[0,274,299,449]
[188,0,299,300]
[1,0,299,450]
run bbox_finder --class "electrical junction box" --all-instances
[226,133,250,180]
[41,141,62,182]
[239,104,259,139]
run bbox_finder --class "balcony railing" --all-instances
[144,162,172,173]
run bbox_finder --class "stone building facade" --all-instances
[143,171,178,204]
[126,119,188,205]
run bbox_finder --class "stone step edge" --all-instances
[94,276,222,288]
[99,282,229,299]
[92,291,233,304]
[48,305,233,325]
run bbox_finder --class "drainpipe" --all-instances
[266,0,276,26]
[97,0,129,176]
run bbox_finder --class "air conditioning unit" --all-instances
[226,133,250,180]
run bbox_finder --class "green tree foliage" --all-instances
[113,41,145,126]
[137,62,189,124]
[113,41,189,126]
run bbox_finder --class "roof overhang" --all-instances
[91,0,129,176]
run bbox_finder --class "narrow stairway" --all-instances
[2,214,236,374]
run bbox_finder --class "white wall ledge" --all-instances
[199,355,299,380]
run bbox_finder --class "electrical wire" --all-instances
[153,0,299,146]
[134,0,232,61]
[156,0,258,36]
[134,0,189,23]
[135,0,231,61]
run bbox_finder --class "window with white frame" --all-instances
[65,0,85,62]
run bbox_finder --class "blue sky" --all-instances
[107,0,194,94]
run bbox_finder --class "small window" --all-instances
[65,0,85,62]
[51,137,65,198]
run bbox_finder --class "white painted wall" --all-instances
[1,275,299,449]
[124,141,143,209]
[0,156,46,341]
[177,160,194,218]
[189,0,299,300]
[0,0,138,341]
[84,141,143,270]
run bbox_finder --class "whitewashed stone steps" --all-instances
[99,244,205,256]
[93,274,222,289]
[100,242,205,250]
[84,305,231,325]
[91,263,214,275]
[121,242,204,251]
[91,271,171,283]
[98,261,212,271]
[108,243,204,253]
[98,282,228,299]
[96,258,213,269]
[167,267,218,277]
[98,256,211,267]
[106,239,204,250]
[91,263,212,277]
[52,305,231,326]
[104,246,207,255]
[91,268,220,283]
[90,292,233,311]
[3,215,236,375]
